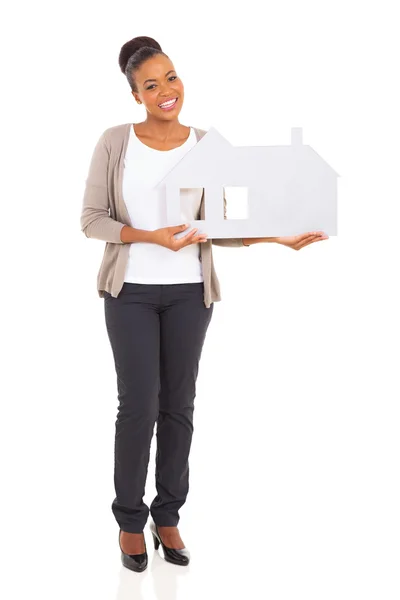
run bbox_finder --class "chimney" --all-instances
[291,127,303,146]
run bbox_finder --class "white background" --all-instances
[1,1,399,598]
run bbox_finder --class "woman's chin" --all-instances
[159,109,182,120]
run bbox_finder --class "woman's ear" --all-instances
[132,92,142,104]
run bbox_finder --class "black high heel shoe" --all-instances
[119,529,148,572]
[149,521,190,566]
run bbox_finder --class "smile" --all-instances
[158,98,178,110]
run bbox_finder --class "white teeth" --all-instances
[159,98,177,107]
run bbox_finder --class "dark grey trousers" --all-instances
[103,282,214,533]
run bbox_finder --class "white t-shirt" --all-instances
[123,125,204,284]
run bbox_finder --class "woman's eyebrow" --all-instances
[143,70,176,85]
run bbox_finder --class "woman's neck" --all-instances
[135,118,186,141]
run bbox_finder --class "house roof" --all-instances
[155,126,340,188]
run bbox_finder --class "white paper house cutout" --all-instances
[156,127,339,238]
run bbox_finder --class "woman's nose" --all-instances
[159,84,172,95]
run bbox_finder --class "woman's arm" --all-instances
[242,237,278,245]
[80,132,128,243]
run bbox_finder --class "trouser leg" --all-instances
[103,284,161,533]
[150,283,214,526]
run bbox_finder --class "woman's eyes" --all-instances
[146,76,177,90]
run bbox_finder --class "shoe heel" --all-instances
[152,532,160,550]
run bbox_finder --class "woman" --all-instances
[80,35,328,572]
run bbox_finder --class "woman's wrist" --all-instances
[120,225,155,244]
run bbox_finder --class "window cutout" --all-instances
[224,187,249,219]
[180,187,203,220]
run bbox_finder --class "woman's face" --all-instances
[132,54,184,120]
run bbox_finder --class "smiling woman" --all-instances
[118,36,185,131]
[81,33,327,576]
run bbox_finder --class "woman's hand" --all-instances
[152,223,208,251]
[276,230,329,250]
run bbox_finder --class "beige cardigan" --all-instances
[80,123,247,308]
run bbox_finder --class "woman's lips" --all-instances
[158,98,178,111]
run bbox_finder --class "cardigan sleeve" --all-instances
[80,132,127,244]
[211,190,246,247]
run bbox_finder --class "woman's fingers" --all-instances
[171,228,196,248]
[183,227,198,238]
[295,233,328,250]
[186,234,208,246]
[296,238,316,250]
[173,227,208,250]
[182,229,208,242]
[294,234,316,246]
[297,231,323,244]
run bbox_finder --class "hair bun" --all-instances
[118,36,162,74]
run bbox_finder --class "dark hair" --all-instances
[118,36,167,92]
